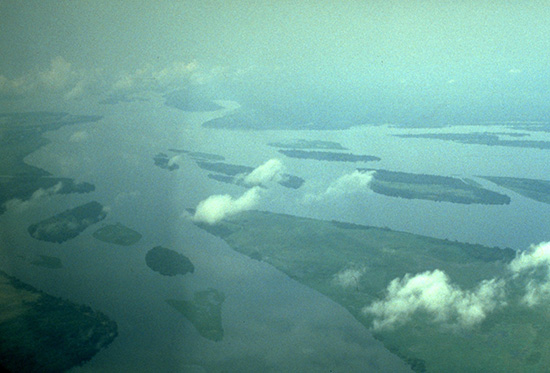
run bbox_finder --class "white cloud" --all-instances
[333,267,365,289]
[193,186,262,224]
[69,131,90,143]
[363,270,505,330]
[508,68,522,74]
[304,170,375,203]
[242,159,286,186]
[509,241,550,305]
[4,182,63,212]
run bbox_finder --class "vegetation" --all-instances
[193,210,550,372]
[196,161,305,189]
[145,246,195,276]
[164,89,222,112]
[28,201,107,243]
[167,149,225,161]
[482,176,550,204]
[92,223,142,246]
[278,149,380,162]
[0,270,117,372]
[394,132,550,150]
[268,139,347,150]
[30,255,63,269]
[166,288,225,341]
[153,153,179,171]
[361,168,511,205]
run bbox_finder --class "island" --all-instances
[394,132,550,150]
[268,139,347,150]
[192,210,550,372]
[168,149,226,161]
[30,255,63,269]
[0,112,101,215]
[145,246,195,276]
[196,161,305,189]
[164,89,223,112]
[166,288,225,342]
[481,176,550,204]
[153,153,179,171]
[0,270,117,372]
[93,223,142,246]
[278,149,380,162]
[360,168,511,205]
[28,201,107,243]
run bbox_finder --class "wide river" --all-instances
[1,96,549,372]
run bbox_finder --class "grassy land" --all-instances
[92,223,142,246]
[482,176,550,204]
[194,210,550,372]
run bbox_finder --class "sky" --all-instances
[1,1,550,122]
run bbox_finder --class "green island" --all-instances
[28,201,107,243]
[164,89,223,112]
[168,148,226,161]
[196,161,305,189]
[193,210,550,372]
[0,112,101,215]
[0,270,117,372]
[268,139,347,150]
[30,255,63,269]
[145,246,195,276]
[360,168,511,205]
[481,176,550,204]
[166,288,225,342]
[92,223,142,246]
[394,132,550,150]
[153,153,179,171]
[279,149,380,163]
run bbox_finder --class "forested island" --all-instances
[482,176,550,204]
[193,210,550,372]
[279,149,380,162]
[0,112,101,215]
[0,270,117,372]
[166,288,225,342]
[93,223,142,246]
[268,139,347,150]
[28,201,107,243]
[164,89,223,112]
[196,161,305,189]
[361,168,511,205]
[145,246,195,276]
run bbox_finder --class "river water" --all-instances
[1,96,549,372]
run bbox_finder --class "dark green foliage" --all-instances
[0,271,117,373]
[482,176,550,204]
[145,246,195,276]
[28,201,107,243]
[92,223,142,246]
[279,149,380,162]
[268,139,347,150]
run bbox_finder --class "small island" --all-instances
[145,246,195,276]
[361,168,511,205]
[279,149,380,162]
[164,89,223,112]
[28,201,107,243]
[0,270,117,372]
[166,288,225,342]
[168,149,226,161]
[394,132,550,150]
[482,176,550,204]
[196,161,305,189]
[268,139,347,150]
[93,223,142,246]
[153,153,179,171]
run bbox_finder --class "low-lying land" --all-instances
[268,139,347,150]
[482,176,550,204]
[0,112,101,215]
[93,223,142,246]
[279,149,380,162]
[28,201,107,243]
[168,149,225,161]
[0,270,117,372]
[166,288,225,342]
[194,210,550,372]
[394,132,550,150]
[361,168,511,205]
[196,161,304,189]
[145,246,195,276]
[153,153,179,171]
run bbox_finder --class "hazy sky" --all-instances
[1,1,549,119]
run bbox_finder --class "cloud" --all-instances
[508,68,522,74]
[242,159,286,186]
[509,241,550,306]
[333,267,365,289]
[363,269,506,330]
[193,186,262,224]
[4,182,64,212]
[304,170,375,203]
[69,131,90,143]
